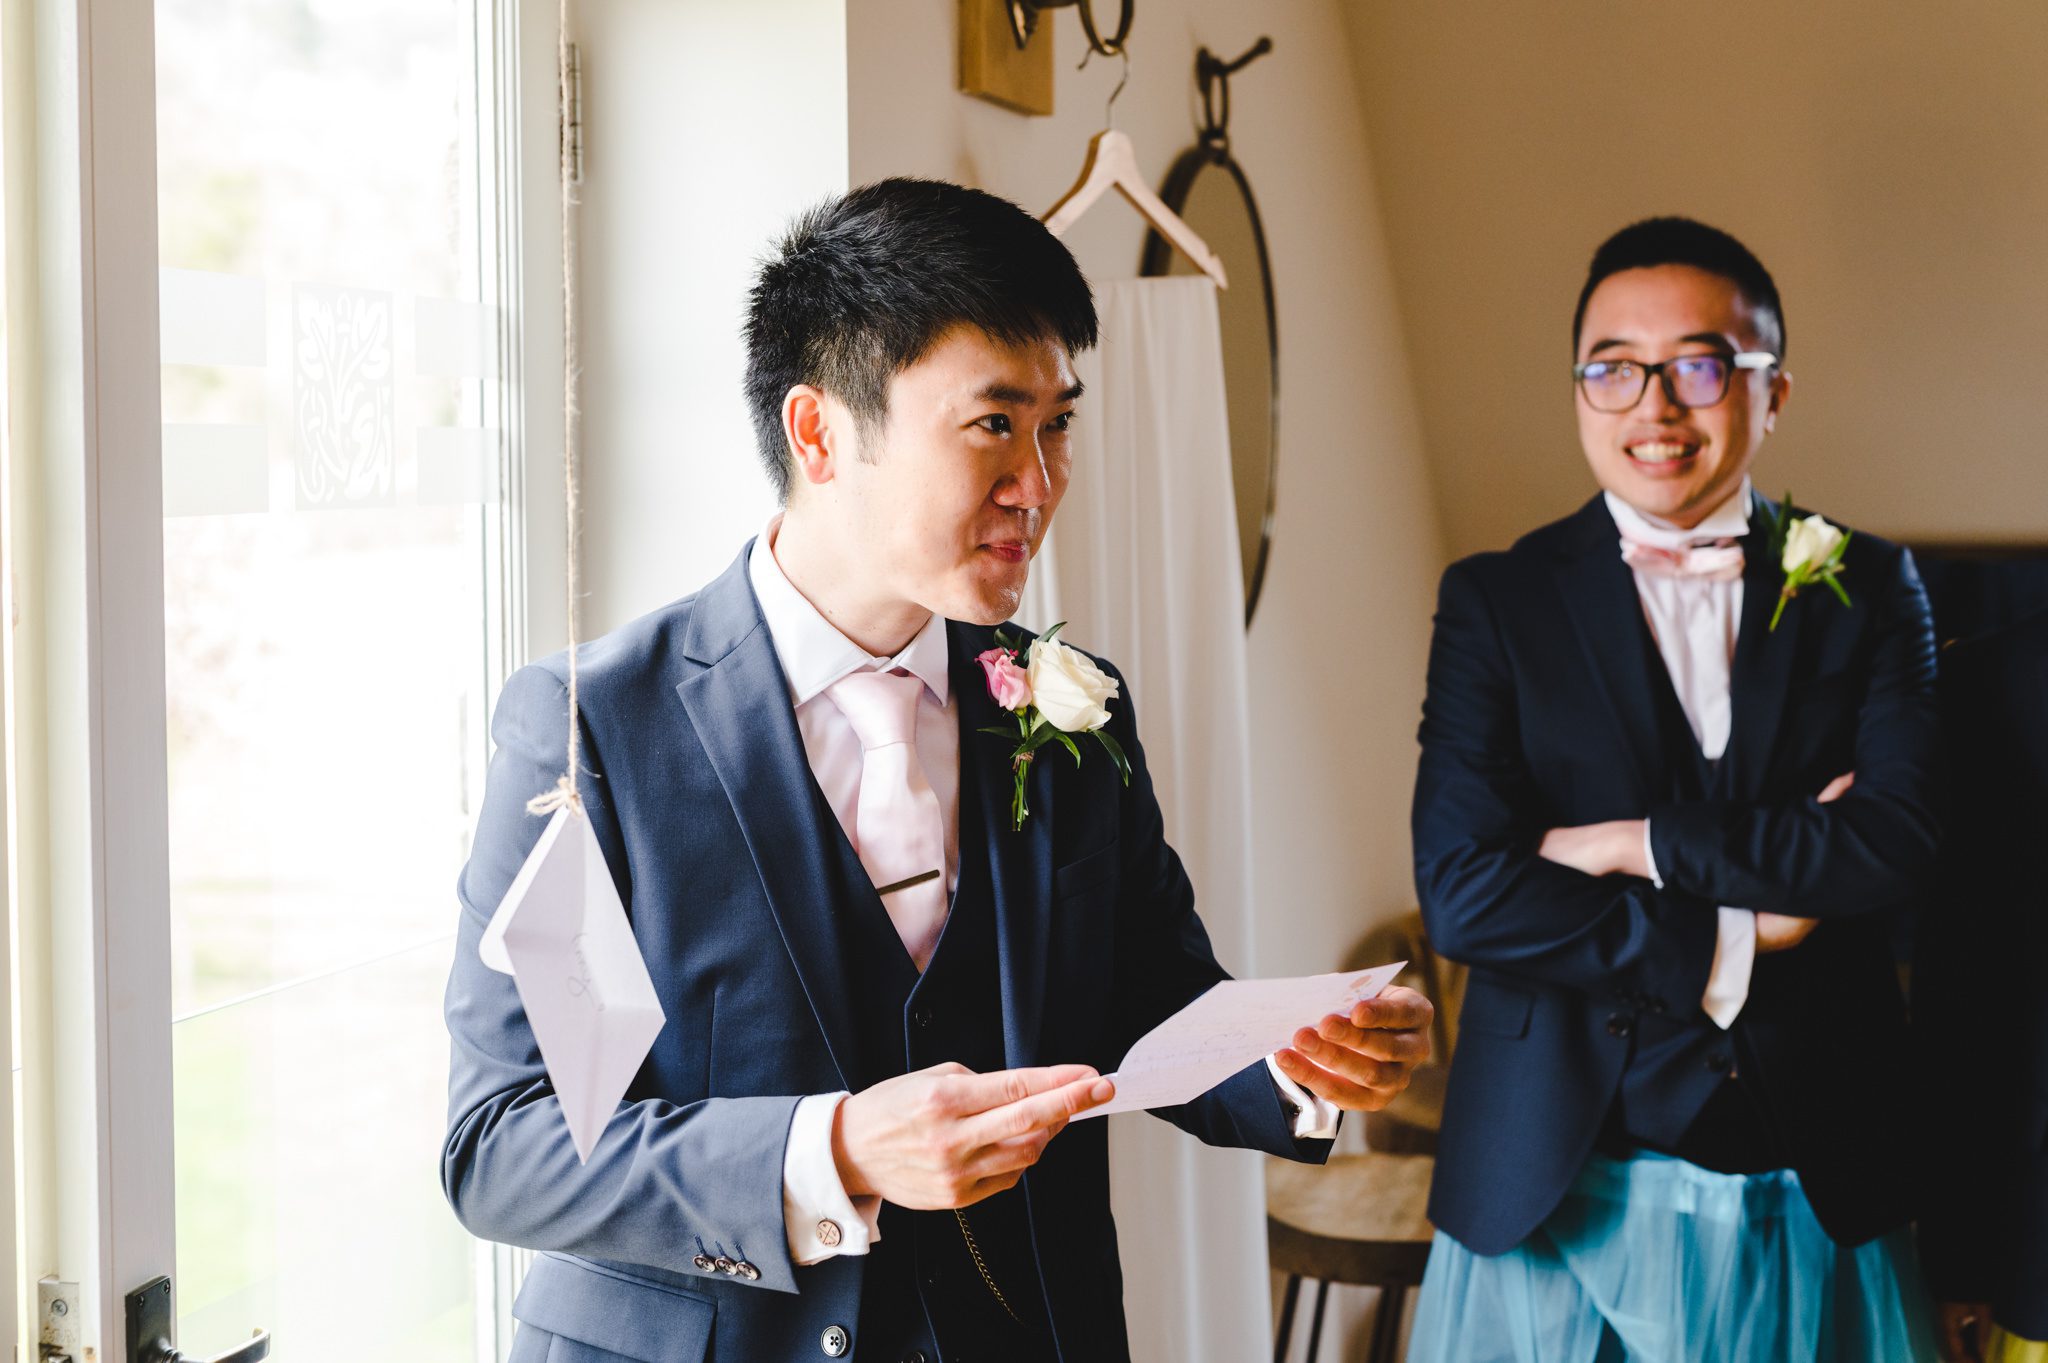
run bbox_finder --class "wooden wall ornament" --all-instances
[960,0,1056,117]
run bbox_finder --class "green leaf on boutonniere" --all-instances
[1091,727,1132,786]
[1051,730,1083,766]
[979,725,1023,741]
[1036,620,1067,650]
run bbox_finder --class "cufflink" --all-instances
[816,1218,843,1248]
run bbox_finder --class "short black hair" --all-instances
[1572,216,1785,359]
[743,177,1098,501]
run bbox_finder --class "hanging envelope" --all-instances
[479,803,665,1163]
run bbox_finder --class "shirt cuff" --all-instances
[782,1092,883,1265]
[1266,1054,1342,1140]
[1643,821,1665,890]
[1700,907,1757,1030]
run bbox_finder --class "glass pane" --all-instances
[155,0,508,1356]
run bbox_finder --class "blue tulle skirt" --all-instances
[1405,1151,1940,1362]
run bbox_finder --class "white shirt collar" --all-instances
[747,514,952,708]
[1604,476,1755,551]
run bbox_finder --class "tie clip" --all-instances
[875,869,942,897]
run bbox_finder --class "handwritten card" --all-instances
[1075,963,1407,1119]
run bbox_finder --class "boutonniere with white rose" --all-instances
[1767,492,1853,632]
[976,623,1132,832]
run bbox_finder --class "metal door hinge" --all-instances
[561,42,584,184]
[37,1278,80,1363]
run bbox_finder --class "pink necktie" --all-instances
[1619,534,1746,582]
[826,669,949,971]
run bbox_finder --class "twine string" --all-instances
[528,0,583,819]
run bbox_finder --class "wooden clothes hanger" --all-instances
[1041,54,1229,289]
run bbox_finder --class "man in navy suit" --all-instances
[1404,219,1943,1360]
[441,178,1432,1362]
[1916,605,2048,1362]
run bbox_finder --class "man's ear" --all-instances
[1765,369,1793,433]
[782,385,839,488]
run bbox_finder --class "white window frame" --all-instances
[5,0,568,1357]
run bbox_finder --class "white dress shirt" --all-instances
[748,518,1337,1267]
[1602,484,1758,1030]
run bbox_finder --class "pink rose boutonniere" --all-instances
[977,622,1132,831]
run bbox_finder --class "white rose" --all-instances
[1781,513,1845,573]
[1027,638,1121,733]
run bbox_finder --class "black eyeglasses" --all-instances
[1572,351,1778,413]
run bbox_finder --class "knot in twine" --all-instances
[526,772,583,817]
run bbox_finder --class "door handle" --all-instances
[125,1276,271,1363]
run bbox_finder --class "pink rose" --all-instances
[977,647,1033,711]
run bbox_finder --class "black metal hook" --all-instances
[1195,36,1273,151]
[1008,0,1136,59]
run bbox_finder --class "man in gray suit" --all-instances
[442,178,1432,1361]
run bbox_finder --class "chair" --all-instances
[1267,1152,1434,1363]
[1266,910,1467,1361]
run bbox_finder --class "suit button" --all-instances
[903,1352,930,1363]
[821,1325,851,1357]
[816,1219,843,1248]
[912,1006,935,1030]
[1707,1052,1731,1073]
[1606,1014,1633,1039]
[735,1260,760,1280]
[692,1254,714,1272]
[712,1256,734,1275]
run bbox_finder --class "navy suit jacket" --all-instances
[1413,492,1940,1255]
[441,546,1326,1362]
[1915,606,2048,1337]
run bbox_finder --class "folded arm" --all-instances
[1645,545,1942,917]
[1412,560,1720,1010]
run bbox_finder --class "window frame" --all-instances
[3,0,567,1357]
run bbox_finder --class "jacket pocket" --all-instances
[1458,978,1534,1039]
[512,1253,715,1362]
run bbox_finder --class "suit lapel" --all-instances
[1723,490,1807,796]
[673,549,863,1092]
[953,621,1055,1070]
[1554,498,1668,806]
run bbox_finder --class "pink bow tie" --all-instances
[1619,535,1745,582]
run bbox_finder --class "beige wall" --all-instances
[1345,2,2048,559]
[574,0,849,632]
[848,0,1443,990]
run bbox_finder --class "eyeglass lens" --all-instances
[1578,355,1732,412]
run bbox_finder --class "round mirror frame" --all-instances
[1139,144,1279,628]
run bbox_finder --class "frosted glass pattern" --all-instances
[155,0,509,1356]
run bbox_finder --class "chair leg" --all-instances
[1303,1279,1331,1363]
[1368,1283,1408,1363]
[1273,1274,1301,1363]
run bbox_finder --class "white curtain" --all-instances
[1019,276,1268,1363]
